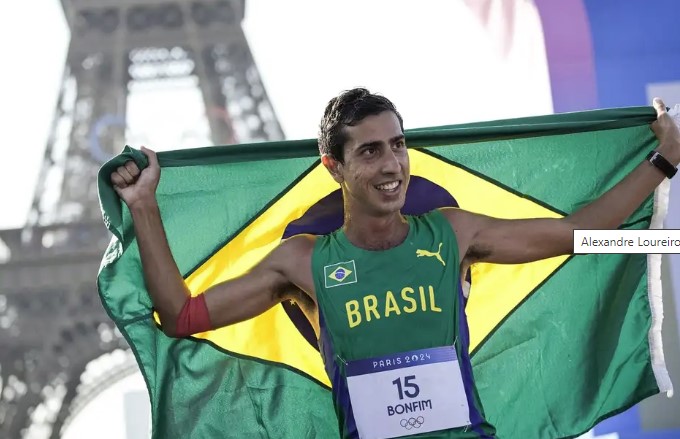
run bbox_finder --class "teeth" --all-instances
[376,181,399,191]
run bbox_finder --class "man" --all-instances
[111,88,680,438]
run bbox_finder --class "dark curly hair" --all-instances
[318,88,404,163]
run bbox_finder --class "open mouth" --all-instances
[374,180,401,193]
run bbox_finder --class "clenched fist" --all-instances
[111,146,161,209]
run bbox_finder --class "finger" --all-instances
[111,172,129,189]
[124,160,141,177]
[140,146,159,169]
[116,165,135,184]
[653,97,667,116]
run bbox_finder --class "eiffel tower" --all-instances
[0,1,283,437]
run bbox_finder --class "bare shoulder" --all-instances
[438,207,473,230]
[252,234,316,273]
[269,234,317,298]
[436,207,482,259]
[438,206,459,222]
[263,234,316,270]
[278,234,317,256]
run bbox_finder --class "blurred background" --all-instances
[0,0,679,438]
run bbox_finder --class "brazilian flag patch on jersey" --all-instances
[324,260,358,288]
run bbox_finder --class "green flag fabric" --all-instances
[97,106,673,438]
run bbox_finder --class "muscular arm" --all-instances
[201,236,315,329]
[130,201,313,335]
[447,99,680,266]
[113,147,315,337]
[129,200,189,335]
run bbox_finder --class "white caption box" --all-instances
[574,229,680,254]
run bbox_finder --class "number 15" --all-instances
[392,375,420,400]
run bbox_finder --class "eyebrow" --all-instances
[357,135,405,150]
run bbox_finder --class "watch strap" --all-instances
[646,150,677,179]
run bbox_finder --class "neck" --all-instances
[343,208,409,251]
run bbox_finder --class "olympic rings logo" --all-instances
[400,416,424,430]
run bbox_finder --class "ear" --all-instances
[321,154,344,184]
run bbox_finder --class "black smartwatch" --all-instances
[646,150,677,179]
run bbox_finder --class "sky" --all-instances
[0,0,554,437]
[0,0,553,230]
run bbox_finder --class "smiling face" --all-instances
[324,111,410,217]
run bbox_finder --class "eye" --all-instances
[394,140,406,149]
[362,147,377,156]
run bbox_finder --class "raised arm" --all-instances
[111,147,314,337]
[446,98,680,266]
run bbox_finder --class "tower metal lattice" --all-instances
[0,1,283,437]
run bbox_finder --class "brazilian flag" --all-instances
[97,107,673,438]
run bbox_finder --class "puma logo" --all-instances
[416,242,446,266]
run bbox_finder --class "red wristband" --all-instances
[175,294,212,337]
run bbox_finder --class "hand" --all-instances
[651,98,680,151]
[111,146,161,209]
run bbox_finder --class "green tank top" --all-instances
[312,209,495,439]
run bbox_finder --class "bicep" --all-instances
[200,236,315,329]
[445,208,574,265]
[203,265,292,328]
[473,217,573,264]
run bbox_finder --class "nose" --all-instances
[381,148,401,174]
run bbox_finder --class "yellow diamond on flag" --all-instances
[162,148,567,386]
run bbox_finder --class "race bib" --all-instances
[345,346,470,439]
